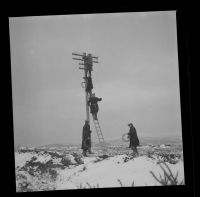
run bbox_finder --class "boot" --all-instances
[82,151,87,157]
[88,148,93,154]
[135,148,139,157]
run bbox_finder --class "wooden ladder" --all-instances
[92,114,104,143]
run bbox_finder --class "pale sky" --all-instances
[9,11,182,147]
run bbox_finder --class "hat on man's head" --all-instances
[128,123,133,126]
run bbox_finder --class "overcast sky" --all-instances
[9,11,182,147]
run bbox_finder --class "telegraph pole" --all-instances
[72,52,98,124]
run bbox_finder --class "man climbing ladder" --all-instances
[88,93,102,120]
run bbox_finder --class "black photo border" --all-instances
[4,4,194,197]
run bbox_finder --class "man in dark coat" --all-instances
[88,93,102,120]
[83,54,93,76]
[81,121,92,156]
[127,123,139,156]
[85,76,93,93]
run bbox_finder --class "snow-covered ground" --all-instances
[15,144,184,192]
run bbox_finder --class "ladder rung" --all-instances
[98,136,103,139]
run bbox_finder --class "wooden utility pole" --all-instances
[72,52,105,144]
[72,52,98,124]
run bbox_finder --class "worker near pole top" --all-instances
[88,93,102,120]
[127,123,140,157]
[84,54,93,76]
[85,76,93,93]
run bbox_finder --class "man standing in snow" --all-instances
[81,121,92,156]
[127,123,140,156]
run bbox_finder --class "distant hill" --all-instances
[38,144,68,148]
[15,135,182,150]
[140,136,182,145]
[105,135,182,146]
[38,143,79,149]
[35,136,182,148]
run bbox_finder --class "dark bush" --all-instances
[123,154,135,162]
[93,158,102,163]
[61,157,72,167]
[72,153,84,165]
[146,151,155,159]
[156,152,181,164]
[49,169,58,180]
[18,181,32,192]
[48,151,64,159]
[98,154,109,160]
[18,149,34,154]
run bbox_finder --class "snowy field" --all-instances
[15,143,184,192]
